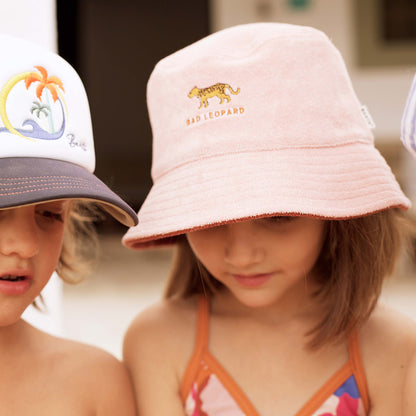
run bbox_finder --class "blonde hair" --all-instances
[33,200,101,310]
[164,209,414,349]
[56,200,102,284]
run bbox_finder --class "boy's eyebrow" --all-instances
[37,200,70,209]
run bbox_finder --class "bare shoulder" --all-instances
[361,303,416,355]
[125,296,198,331]
[38,331,136,416]
[360,303,416,413]
[403,339,416,415]
[50,335,132,379]
[123,297,199,416]
[123,296,198,363]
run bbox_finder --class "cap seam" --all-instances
[0,175,89,181]
[0,184,102,196]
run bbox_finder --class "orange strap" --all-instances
[180,296,210,401]
[295,329,370,415]
[181,297,370,415]
[348,329,370,412]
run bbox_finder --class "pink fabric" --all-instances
[313,393,365,416]
[182,298,368,416]
[184,376,367,416]
[123,23,409,250]
[185,375,245,416]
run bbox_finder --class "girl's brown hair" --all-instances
[164,209,414,349]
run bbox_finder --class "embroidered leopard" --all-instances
[188,83,240,108]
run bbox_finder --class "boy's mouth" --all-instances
[0,272,32,295]
[0,275,26,282]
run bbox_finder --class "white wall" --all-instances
[210,0,416,143]
[0,0,56,50]
[0,0,62,336]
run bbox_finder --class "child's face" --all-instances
[186,216,326,310]
[0,201,69,326]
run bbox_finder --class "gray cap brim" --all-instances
[0,157,138,226]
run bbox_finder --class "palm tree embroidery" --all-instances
[24,66,64,134]
[30,100,49,119]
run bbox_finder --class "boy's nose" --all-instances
[223,222,264,268]
[0,208,40,259]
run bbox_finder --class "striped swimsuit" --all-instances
[181,297,369,416]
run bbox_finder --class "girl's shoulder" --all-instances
[123,296,199,362]
[126,296,199,326]
[122,297,200,415]
[359,303,416,412]
[361,302,416,353]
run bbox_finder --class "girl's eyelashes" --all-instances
[265,215,296,224]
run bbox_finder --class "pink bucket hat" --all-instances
[123,23,409,249]
[0,34,137,227]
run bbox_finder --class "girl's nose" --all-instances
[223,221,264,267]
[0,208,40,258]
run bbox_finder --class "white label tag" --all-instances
[360,105,376,129]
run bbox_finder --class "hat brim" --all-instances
[0,157,137,227]
[123,142,410,249]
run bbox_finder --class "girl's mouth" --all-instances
[232,273,272,288]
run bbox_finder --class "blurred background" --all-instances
[9,0,416,358]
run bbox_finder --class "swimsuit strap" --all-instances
[180,295,210,401]
[195,295,210,352]
[348,328,370,412]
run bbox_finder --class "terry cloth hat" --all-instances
[123,22,409,249]
[401,73,416,158]
[0,34,137,226]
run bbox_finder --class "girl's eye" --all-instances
[266,216,295,224]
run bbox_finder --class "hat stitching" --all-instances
[0,179,97,187]
[1,182,97,191]
[0,176,89,182]
[0,184,101,196]
[152,141,375,180]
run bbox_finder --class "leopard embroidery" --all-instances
[188,83,240,108]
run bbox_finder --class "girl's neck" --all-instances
[213,282,323,327]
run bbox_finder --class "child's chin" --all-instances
[233,292,280,310]
[0,308,30,328]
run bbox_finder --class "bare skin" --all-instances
[123,217,416,415]
[124,295,416,416]
[0,203,137,415]
[0,320,136,416]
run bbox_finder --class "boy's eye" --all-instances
[35,202,68,223]
[37,209,64,222]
